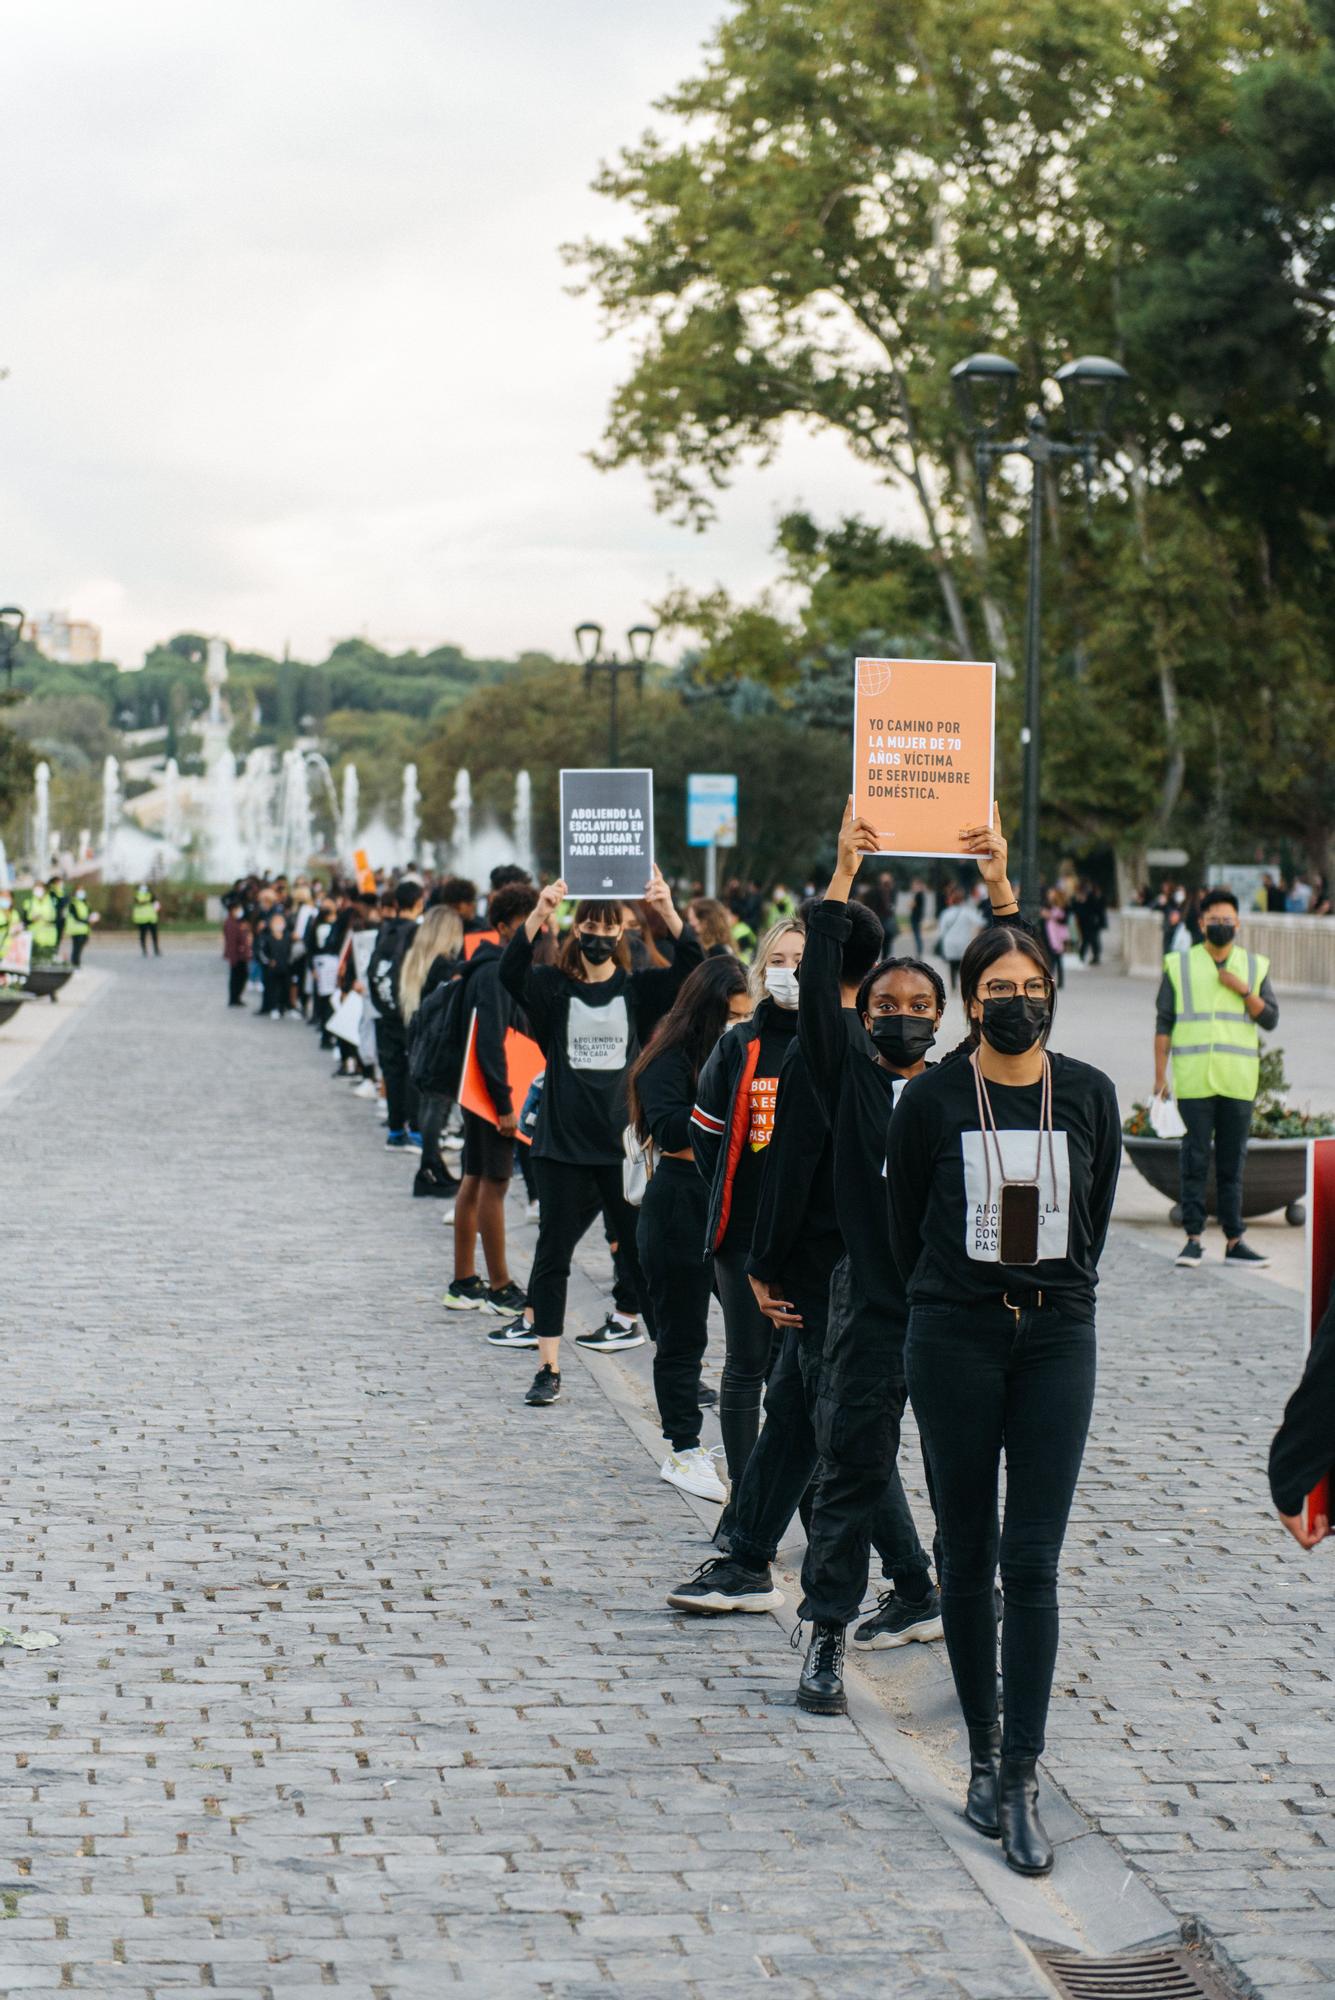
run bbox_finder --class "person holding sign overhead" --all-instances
[499,866,701,1408]
[886,923,1120,1879]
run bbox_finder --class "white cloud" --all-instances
[0,1,905,666]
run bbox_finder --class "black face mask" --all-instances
[867,1015,937,1067]
[979,995,1050,1055]
[577,932,618,965]
[1204,921,1236,949]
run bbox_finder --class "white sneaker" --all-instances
[437,1205,456,1225]
[660,1445,727,1504]
[525,1199,541,1222]
[352,1079,378,1099]
[376,1104,389,1123]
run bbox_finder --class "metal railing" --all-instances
[1121,906,1335,996]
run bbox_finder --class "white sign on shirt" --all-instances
[960,1129,1071,1263]
[567,994,630,1073]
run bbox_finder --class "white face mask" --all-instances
[764,966,800,1009]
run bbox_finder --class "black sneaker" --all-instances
[1175,1239,1204,1270]
[525,1365,562,1406]
[796,1620,848,1715]
[487,1314,538,1350]
[1224,1240,1271,1269]
[443,1276,490,1311]
[575,1315,646,1354]
[665,1557,784,1615]
[385,1131,413,1150]
[486,1281,529,1316]
[412,1174,454,1199]
[698,1384,718,1409]
[853,1586,945,1650]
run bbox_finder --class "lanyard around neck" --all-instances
[969,1049,1058,1208]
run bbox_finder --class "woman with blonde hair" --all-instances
[400,906,465,1199]
[690,917,805,1534]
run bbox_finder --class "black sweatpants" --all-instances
[713,1245,779,1504]
[906,1299,1096,1760]
[638,1159,713,1450]
[227,961,249,1006]
[529,1155,649,1342]
[417,1090,454,1187]
[375,1017,419,1137]
[138,923,160,957]
[797,1258,937,1624]
[1179,1093,1251,1241]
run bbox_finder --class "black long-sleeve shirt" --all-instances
[746,1032,843,1297]
[797,899,914,1320]
[1270,1279,1335,1516]
[500,924,701,1165]
[635,1044,696,1155]
[886,1052,1121,1312]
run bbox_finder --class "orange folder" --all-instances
[458,1011,545,1145]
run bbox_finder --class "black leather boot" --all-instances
[998,1755,1053,1875]
[796,1621,848,1715]
[964,1723,1002,1837]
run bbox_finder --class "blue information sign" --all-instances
[687,773,738,849]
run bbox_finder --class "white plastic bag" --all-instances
[1149,1091,1186,1140]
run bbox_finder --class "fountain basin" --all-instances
[0,993,32,1028]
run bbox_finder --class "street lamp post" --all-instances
[0,607,24,691]
[950,353,1129,917]
[574,622,656,767]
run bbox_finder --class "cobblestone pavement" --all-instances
[3,944,1332,1997]
[1,949,1045,1998]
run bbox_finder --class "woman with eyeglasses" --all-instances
[499,868,700,1408]
[791,798,1020,1720]
[886,924,1120,1879]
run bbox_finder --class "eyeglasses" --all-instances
[981,978,1052,1001]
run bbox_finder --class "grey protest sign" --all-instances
[559,768,655,897]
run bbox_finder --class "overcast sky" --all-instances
[0,1,900,667]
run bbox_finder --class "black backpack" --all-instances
[367,922,411,1023]
[409,975,467,1096]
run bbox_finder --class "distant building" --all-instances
[23,610,103,664]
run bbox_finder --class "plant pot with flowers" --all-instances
[1122,1044,1334,1228]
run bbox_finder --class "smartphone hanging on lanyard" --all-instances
[997,1183,1041,1263]
[972,1052,1055,1267]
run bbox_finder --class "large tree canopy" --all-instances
[572,0,1335,874]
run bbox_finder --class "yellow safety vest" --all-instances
[1165,942,1267,1101]
[27,890,59,949]
[132,893,156,925]
[65,897,91,938]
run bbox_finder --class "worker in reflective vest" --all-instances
[65,889,93,967]
[0,889,23,963]
[132,885,162,958]
[26,883,60,961]
[1152,885,1278,1273]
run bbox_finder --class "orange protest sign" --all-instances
[462,929,499,960]
[353,848,377,894]
[852,657,996,857]
[459,1012,545,1144]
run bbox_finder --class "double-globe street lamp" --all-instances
[950,352,1129,917]
[574,621,656,768]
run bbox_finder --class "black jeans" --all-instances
[416,1090,453,1187]
[261,970,289,1015]
[728,1268,830,1574]
[713,1244,778,1501]
[529,1155,649,1343]
[70,934,88,968]
[638,1159,713,1450]
[905,1299,1096,1760]
[1179,1094,1251,1241]
[797,1260,937,1623]
[138,923,160,957]
[375,1018,419,1136]
[227,961,248,1006]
